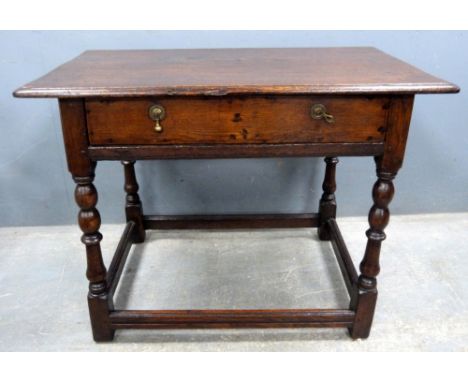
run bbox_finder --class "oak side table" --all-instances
[14,48,459,341]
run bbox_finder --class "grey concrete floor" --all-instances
[0,213,467,351]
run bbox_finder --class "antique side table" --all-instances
[14,48,459,341]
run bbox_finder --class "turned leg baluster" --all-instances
[73,165,114,341]
[122,160,146,243]
[350,162,395,339]
[348,96,413,339]
[318,157,339,240]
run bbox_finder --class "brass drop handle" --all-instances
[310,104,335,124]
[148,104,166,133]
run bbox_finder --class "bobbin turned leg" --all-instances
[59,100,114,341]
[122,160,146,243]
[318,157,339,240]
[73,164,114,342]
[349,96,414,339]
[349,160,395,339]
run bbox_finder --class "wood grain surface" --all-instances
[86,95,389,145]
[13,48,459,98]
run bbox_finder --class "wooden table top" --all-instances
[13,47,459,98]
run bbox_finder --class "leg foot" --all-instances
[88,293,115,341]
[348,278,378,339]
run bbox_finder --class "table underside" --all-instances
[85,139,381,339]
[97,148,364,335]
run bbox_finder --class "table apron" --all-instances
[87,142,384,160]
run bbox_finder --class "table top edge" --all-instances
[13,83,460,98]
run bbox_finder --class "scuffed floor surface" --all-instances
[0,213,467,351]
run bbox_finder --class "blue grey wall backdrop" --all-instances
[0,31,466,226]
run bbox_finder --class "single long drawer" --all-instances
[86,96,389,145]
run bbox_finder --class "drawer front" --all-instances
[86,96,389,145]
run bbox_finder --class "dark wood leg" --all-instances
[318,157,339,240]
[122,160,146,243]
[349,160,395,339]
[73,164,114,342]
